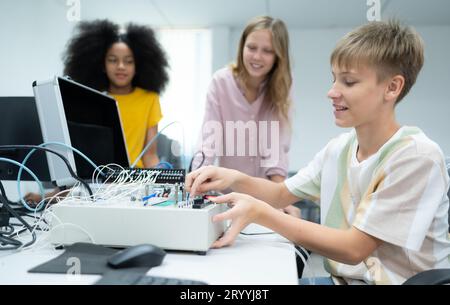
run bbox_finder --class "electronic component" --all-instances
[192,197,212,209]
[102,167,185,184]
[49,199,227,254]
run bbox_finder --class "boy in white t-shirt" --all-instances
[186,20,450,284]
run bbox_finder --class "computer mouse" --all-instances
[107,244,166,269]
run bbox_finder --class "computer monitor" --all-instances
[0,97,51,182]
[33,76,129,186]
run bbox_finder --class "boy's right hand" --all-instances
[186,166,239,197]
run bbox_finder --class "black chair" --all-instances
[403,269,450,285]
[156,134,182,169]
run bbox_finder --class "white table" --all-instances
[0,224,298,285]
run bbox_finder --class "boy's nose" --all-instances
[327,86,341,99]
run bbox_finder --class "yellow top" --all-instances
[111,87,162,168]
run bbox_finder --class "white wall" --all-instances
[0,0,74,96]
[229,26,450,170]
[1,1,450,172]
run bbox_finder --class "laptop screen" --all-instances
[33,76,129,185]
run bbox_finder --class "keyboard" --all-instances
[96,271,208,285]
[136,275,207,285]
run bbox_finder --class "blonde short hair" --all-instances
[331,20,424,103]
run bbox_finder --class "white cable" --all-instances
[131,121,186,169]
[11,169,167,252]
[48,223,96,244]
[45,163,178,210]
[21,210,67,252]
[14,190,70,252]
[22,142,99,171]
[17,142,99,198]
[0,157,45,212]
[42,207,96,245]
[294,246,316,285]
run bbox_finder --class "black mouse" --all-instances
[107,244,166,269]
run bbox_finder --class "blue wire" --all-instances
[14,142,101,210]
[143,193,157,201]
[43,142,98,169]
[156,161,173,169]
[143,193,157,206]
[17,142,100,188]
[0,157,45,213]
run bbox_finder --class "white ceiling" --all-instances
[79,0,450,28]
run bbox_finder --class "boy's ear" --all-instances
[385,75,405,103]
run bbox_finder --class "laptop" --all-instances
[33,76,129,186]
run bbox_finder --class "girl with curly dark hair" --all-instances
[63,19,169,168]
[24,19,170,205]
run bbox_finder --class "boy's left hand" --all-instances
[210,192,267,248]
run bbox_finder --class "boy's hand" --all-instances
[186,166,238,196]
[209,192,268,248]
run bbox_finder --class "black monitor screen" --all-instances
[0,97,51,182]
[58,77,129,179]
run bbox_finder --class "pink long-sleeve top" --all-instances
[192,67,292,178]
